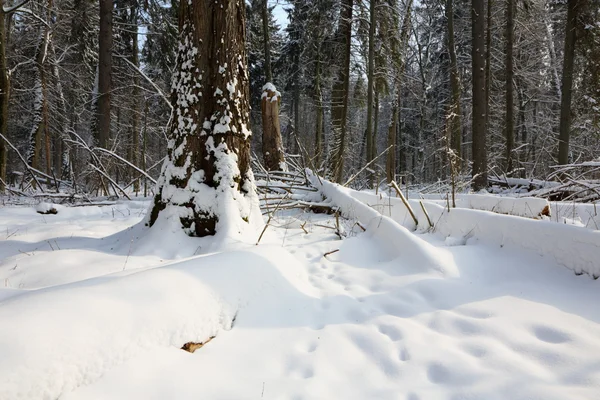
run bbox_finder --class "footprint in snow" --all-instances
[532,325,571,344]
[377,323,404,341]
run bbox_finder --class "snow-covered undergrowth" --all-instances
[2,192,600,400]
[322,184,600,278]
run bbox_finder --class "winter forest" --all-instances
[1,0,600,399]
[0,0,597,195]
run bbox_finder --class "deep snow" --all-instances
[1,194,600,400]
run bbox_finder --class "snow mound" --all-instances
[312,175,458,277]
[0,245,313,400]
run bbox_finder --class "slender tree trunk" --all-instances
[372,90,379,163]
[446,0,462,169]
[28,28,50,179]
[366,0,377,186]
[149,0,257,237]
[314,39,324,166]
[0,9,9,191]
[260,0,284,171]
[505,0,515,174]
[131,4,140,192]
[96,0,112,149]
[262,0,272,83]
[485,0,492,168]
[330,0,353,183]
[390,0,413,182]
[557,0,579,165]
[472,0,488,190]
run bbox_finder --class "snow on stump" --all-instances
[261,83,285,172]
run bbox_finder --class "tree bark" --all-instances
[314,38,324,165]
[261,85,285,170]
[505,0,515,174]
[130,4,140,191]
[0,9,9,191]
[149,0,257,237]
[261,0,272,83]
[330,0,353,183]
[557,0,579,165]
[366,0,376,186]
[472,0,488,190]
[260,0,284,171]
[96,0,112,149]
[446,0,462,168]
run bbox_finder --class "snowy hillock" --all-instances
[316,181,600,279]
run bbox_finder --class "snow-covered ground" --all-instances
[1,195,600,400]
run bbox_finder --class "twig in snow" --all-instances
[419,201,433,229]
[390,180,418,227]
[324,249,340,258]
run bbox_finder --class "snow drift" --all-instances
[0,245,313,400]
[334,186,600,279]
[311,175,458,277]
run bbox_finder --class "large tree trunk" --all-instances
[446,0,462,168]
[260,0,284,171]
[96,0,112,149]
[149,0,258,238]
[504,0,515,174]
[329,0,353,183]
[557,0,579,165]
[471,0,488,191]
[365,0,376,186]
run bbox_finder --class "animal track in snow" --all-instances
[398,346,411,361]
[377,323,404,341]
[532,325,571,344]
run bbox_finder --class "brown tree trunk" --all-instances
[330,0,353,183]
[366,0,376,186]
[0,9,9,191]
[96,0,112,149]
[149,0,256,237]
[472,0,488,190]
[130,4,140,191]
[314,39,324,166]
[389,0,413,183]
[446,0,462,168]
[505,0,515,174]
[557,0,580,165]
[260,0,284,171]
[261,85,285,171]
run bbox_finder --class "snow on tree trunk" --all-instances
[261,83,285,171]
[148,0,260,239]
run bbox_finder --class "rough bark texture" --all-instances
[261,86,284,171]
[472,0,488,190]
[505,0,515,173]
[96,0,112,149]
[330,0,353,183]
[557,0,579,165]
[446,0,462,166]
[149,0,255,237]
[260,1,284,171]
